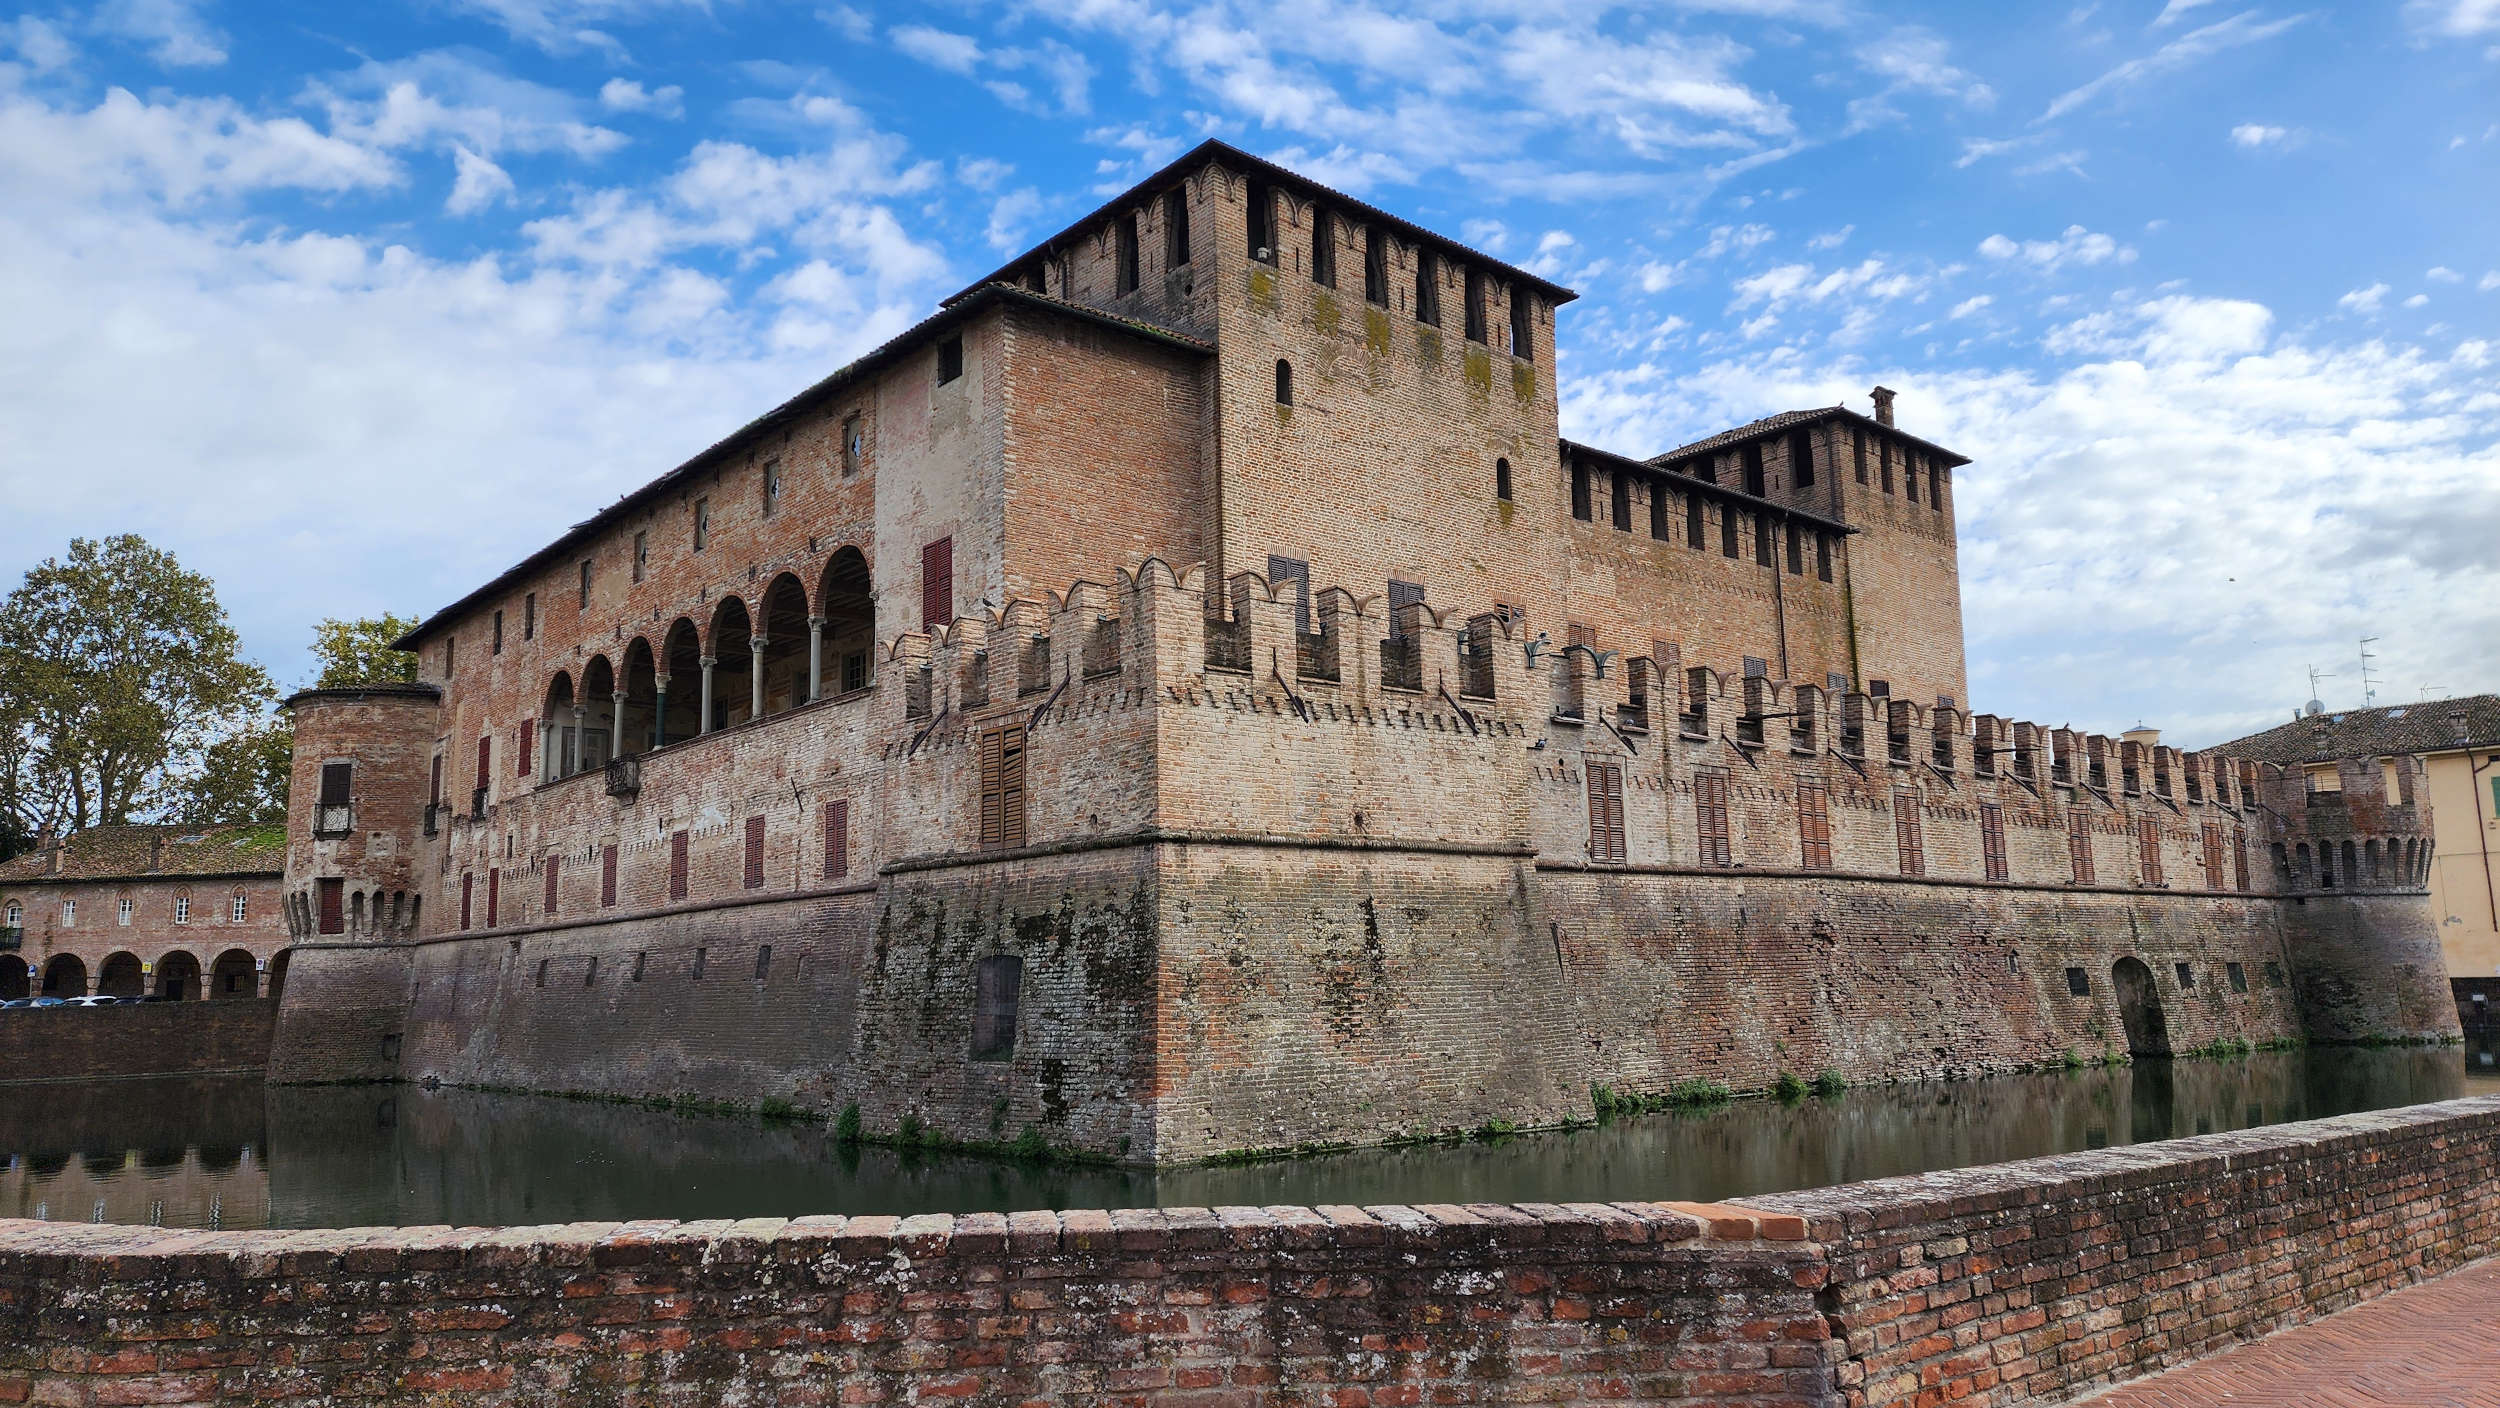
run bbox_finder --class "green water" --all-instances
[10,1040,2495,1231]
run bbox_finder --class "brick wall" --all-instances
[6,1097,2498,1406]
[0,1000,274,1082]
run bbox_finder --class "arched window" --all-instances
[174,893,191,925]
[231,891,248,924]
[2,901,17,927]
[1274,360,1292,406]
[1495,457,1512,502]
[117,896,133,926]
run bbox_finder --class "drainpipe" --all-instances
[2471,748,2499,935]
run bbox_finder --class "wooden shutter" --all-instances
[823,800,849,879]
[921,537,954,629]
[459,873,472,929]
[2202,824,2225,889]
[518,719,533,778]
[1585,761,1625,864]
[543,855,560,915]
[1797,781,1832,870]
[317,877,344,935]
[1980,803,2008,882]
[2068,812,2095,883]
[2233,834,2250,892]
[486,868,500,927]
[430,755,443,806]
[601,845,617,908]
[1894,792,1925,877]
[744,816,766,889]
[476,735,491,790]
[317,762,353,806]
[979,722,1027,850]
[1695,768,1732,867]
[669,831,689,901]
[2139,819,2163,887]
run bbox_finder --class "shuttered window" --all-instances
[430,755,443,806]
[1585,761,1626,864]
[1797,781,1832,870]
[458,873,472,930]
[1894,791,1925,877]
[318,763,353,806]
[2068,812,2095,883]
[601,845,618,908]
[2233,833,2251,892]
[669,830,689,901]
[518,719,533,778]
[921,536,953,629]
[476,736,491,791]
[1695,767,1733,867]
[2139,818,2164,887]
[1980,803,2008,881]
[2202,824,2226,889]
[744,815,766,889]
[485,868,500,927]
[318,877,345,935]
[972,954,1022,1061]
[543,855,560,915]
[979,722,1028,850]
[823,800,849,879]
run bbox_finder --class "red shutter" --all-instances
[1980,803,2008,882]
[317,878,344,935]
[1584,762,1625,864]
[2069,812,2095,883]
[669,831,689,901]
[544,855,560,916]
[459,873,473,930]
[476,735,491,791]
[1894,792,1925,877]
[2202,825,2225,889]
[518,719,534,778]
[744,815,766,889]
[430,755,443,806]
[1797,782,1831,870]
[1695,768,1732,867]
[2140,819,2164,887]
[824,800,849,879]
[486,868,500,927]
[921,536,954,629]
[601,845,618,908]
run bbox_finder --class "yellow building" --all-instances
[2220,695,2500,1015]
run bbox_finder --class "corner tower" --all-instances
[280,684,442,944]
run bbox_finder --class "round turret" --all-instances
[281,685,442,942]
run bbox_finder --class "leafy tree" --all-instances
[0,536,273,832]
[309,614,422,689]
[167,718,294,827]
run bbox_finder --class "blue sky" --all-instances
[1,0,2494,747]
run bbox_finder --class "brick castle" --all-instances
[265,141,2457,1162]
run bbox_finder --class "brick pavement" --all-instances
[2080,1257,2500,1407]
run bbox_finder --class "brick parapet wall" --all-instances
[7,1098,2500,1406]
[0,999,275,1083]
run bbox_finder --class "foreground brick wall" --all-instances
[5,1097,2497,1407]
[0,1000,274,1082]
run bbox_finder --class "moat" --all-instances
[10,1040,2491,1231]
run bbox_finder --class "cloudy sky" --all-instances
[1,0,2494,747]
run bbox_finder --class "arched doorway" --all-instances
[710,597,754,730]
[41,953,86,997]
[660,618,703,745]
[97,951,145,998]
[819,546,875,696]
[540,671,577,780]
[618,637,659,756]
[580,655,617,772]
[759,573,810,714]
[2112,956,2170,1058]
[0,957,25,1000]
[210,948,257,999]
[156,950,201,1000]
[267,948,292,1002]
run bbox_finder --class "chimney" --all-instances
[42,831,61,876]
[2451,708,2470,742]
[1871,386,1896,427]
[149,834,164,871]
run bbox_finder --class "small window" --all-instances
[692,945,707,980]
[2263,961,2284,988]
[1754,515,1773,567]
[1163,187,1190,267]
[1722,507,1741,559]
[1686,495,1705,549]
[1495,457,1513,503]
[492,609,504,653]
[972,954,1023,1060]
[443,636,455,677]
[578,558,591,607]
[936,335,964,385]
[1852,427,1867,484]
[1115,212,1140,294]
[1274,359,1292,406]
[1610,470,1631,530]
[1742,443,1766,497]
[1687,454,1716,484]
[632,531,647,583]
[823,799,850,879]
[693,498,709,552]
[1570,461,1592,521]
[1880,439,1894,493]
[60,898,72,926]
[2,901,15,927]
[1310,207,1336,287]
[536,957,548,988]
[1414,249,1440,326]
[1788,428,1815,489]
[1649,483,1670,539]
[2066,966,2090,997]
[2175,962,2194,989]
[319,761,354,807]
[755,944,772,980]
[1510,284,1534,361]
[1463,268,1487,342]
[2227,961,2248,993]
[842,415,864,477]
[632,951,646,981]
[584,956,597,986]
[1904,452,1919,504]
[117,896,133,926]
[1363,227,1388,305]
[761,457,782,515]
[1246,178,1273,261]
[1785,524,1804,575]
[523,593,536,641]
[1816,534,1833,582]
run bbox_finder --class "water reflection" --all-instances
[11,1040,2497,1231]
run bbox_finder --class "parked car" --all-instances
[25,997,63,1008]
[0,999,30,1010]
[62,995,121,1008]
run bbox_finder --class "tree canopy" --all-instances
[309,614,422,689]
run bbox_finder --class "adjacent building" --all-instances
[0,824,290,1002]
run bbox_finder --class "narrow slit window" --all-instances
[1570,460,1592,521]
[1610,470,1631,530]
[1785,525,1804,575]
[1816,534,1833,582]
[1743,443,1766,497]
[1463,267,1487,342]
[1852,428,1867,484]
[761,457,781,515]
[1245,178,1273,261]
[1721,507,1740,558]
[1115,212,1140,294]
[936,335,964,385]
[1754,515,1773,566]
[1414,249,1440,326]
[1310,207,1336,287]
[632,530,647,582]
[1649,482,1670,540]
[1788,428,1815,489]
[1274,359,1292,406]
[1510,285,1534,361]
[1495,457,1512,503]
[1163,187,1190,267]
[693,498,709,551]
[578,558,592,607]
[1364,227,1388,305]
[1686,495,1706,549]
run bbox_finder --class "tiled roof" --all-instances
[2212,694,2500,764]
[1647,406,1970,469]
[0,823,286,886]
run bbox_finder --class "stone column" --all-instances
[698,657,716,735]
[568,705,585,778]
[749,635,768,720]
[652,674,670,749]
[613,690,630,758]
[807,615,826,702]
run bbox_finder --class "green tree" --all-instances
[308,614,422,689]
[166,718,294,827]
[0,536,274,832]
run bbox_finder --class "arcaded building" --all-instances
[0,825,289,1002]
[269,141,2456,1162]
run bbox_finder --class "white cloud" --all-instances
[2229,122,2288,147]
[445,143,513,215]
[598,78,683,118]
[2427,266,2463,283]
[1807,225,1853,251]
[983,187,1043,252]
[1730,257,1931,316]
[1950,294,1993,318]
[1977,225,2135,272]
[2042,11,2307,123]
[1699,223,1776,258]
[0,86,399,205]
[2403,292,2431,308]
[309,52,628,161]
[2151,0,2227,23]
[2482,271,2500,292]
[889,24,1092,115]
[7,15,76,73]
[2407,0,2500,36]
[437,0,711,58]
[891,24,981,74]
[2339,282,2391,314]
[1955,134,2037,167]
[91,0,226,67]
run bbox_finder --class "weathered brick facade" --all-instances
[0,826,287,1004]
[269,140,2456,1162]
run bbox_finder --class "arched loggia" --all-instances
[540,671,577,780]
[659,619,703,745]
[759,573,810,716]
[618,637,659,756]
[708,597,754,731]
[579,654,617,772]
[819,546,875,696]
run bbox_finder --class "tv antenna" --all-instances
[2358,637,2380,706]
[2302,665,2334,717]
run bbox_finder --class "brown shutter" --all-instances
[476,735,491,790]
[518,719,533,778]
[979,722,1028,850]
[430,755,443,806]
[921,537,954,629]
[1894,792,1925,877]
[1695,768,1732,867]
[2069,812,2095,884]
[486,868,500,927]
[458,873,472,930]
[670,831,688,900]
[744,815,766,889]
[1797,781,1831,870]
[317,877,345,935]
[1981,803,2008,881]
[543,855,560,916]
[2233,834,2250,892]
[601,845,618,908]
[2202,824,2225,889]
[823,800,849,879]
[1584,762,1625,864]
[2139,819,2163,887]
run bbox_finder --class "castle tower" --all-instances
[280,685,442,945]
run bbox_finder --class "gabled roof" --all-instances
[393,285,1211,650]
[951,138,1579,310]
[0,823,286,887]
[1648,406,1969,470]
[2213,694,2500,765]
[1561,439,1855,535]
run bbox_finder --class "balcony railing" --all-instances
[605,755,642,798]
[313,802,353,837]
[0,927,20,952]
